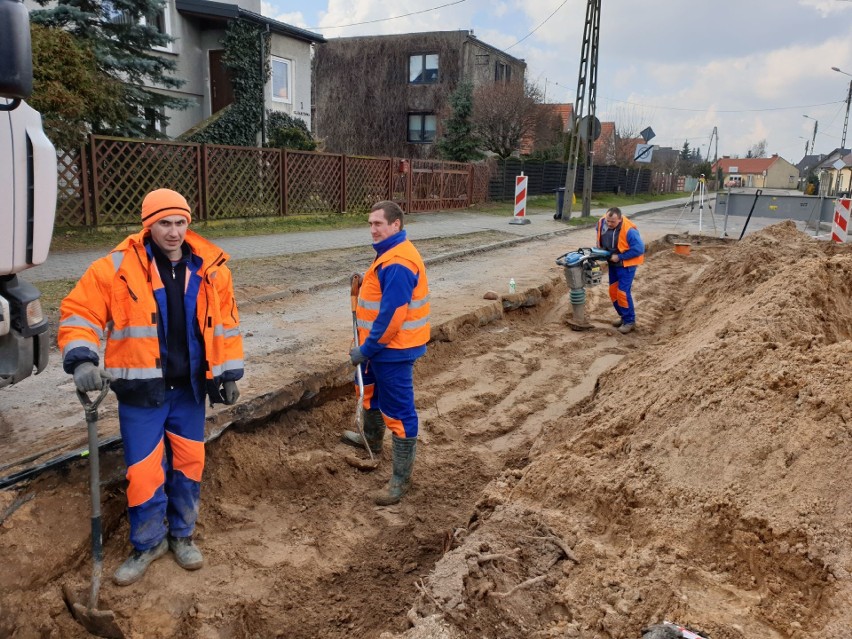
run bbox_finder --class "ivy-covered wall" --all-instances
[185,20,270,147]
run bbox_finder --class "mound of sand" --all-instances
[405,222,852,639]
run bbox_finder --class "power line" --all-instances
[309,0,468,30]
[607,97,845,114]
[547,81,844,113]
[506,0,569,50]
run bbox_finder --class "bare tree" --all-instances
[747,138,768,158]
[472,80,542,159]
[609,105,652,166]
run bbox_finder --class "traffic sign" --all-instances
[577,115,601,142]
[639,126,655,143]
[634,143,654,164]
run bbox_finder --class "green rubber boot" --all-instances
[374,435,416,506]
[341,409,386,453]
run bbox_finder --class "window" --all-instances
[409,54,439,84]
[495,61,511,82]
[271,57,292,103]
[103,0,172,52]
[408,113,437,143]
[142,106,166,137]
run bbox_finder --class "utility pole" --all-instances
[842,79,851,149]
[561,0,601,219]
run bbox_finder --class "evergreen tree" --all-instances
[29,23,127,150]
[31,0,189,138]
[436,81,482,162]
[680,140,691,161]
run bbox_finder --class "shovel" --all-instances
[63,382,125,639]
[344,274,380,472]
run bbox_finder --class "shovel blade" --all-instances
[344,454,380,472]
[63,584,125,639]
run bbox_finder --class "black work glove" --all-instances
[222,380,240,405]
[350,346,366,366]
[73,362,113,392]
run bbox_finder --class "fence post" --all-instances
[200,144,208,221]
[406,160,412,213]
[282,150,289,215]
[89,135,100,227]
[468,163,474,205]
[81,137,92,227]
[341,154,348,213]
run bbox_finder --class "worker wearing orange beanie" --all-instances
[58,188,244,586]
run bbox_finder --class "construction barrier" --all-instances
[510,172,530,225]
[831,198,851,243]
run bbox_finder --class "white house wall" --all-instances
[267,35,313,129]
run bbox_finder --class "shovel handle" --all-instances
[350,273,362,313]
[77,383,111,419]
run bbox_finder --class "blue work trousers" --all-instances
[608,264,637,325]
[360,358,419,439]
[118,386,205,551]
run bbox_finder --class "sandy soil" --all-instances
[2,221,852,638]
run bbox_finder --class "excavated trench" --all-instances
[3,227,852,638]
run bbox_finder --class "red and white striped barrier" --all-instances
[832,198,851,243]
[510,173,530,225]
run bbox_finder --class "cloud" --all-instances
[260,2,308,27]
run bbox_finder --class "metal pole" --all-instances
[561,0,597,219]
[842,79,852,150]
[581,0,601,218]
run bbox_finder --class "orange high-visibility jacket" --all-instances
[596,215,645,267]
[58,229,243,407]
[356,235,430,357]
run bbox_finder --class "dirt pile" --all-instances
[401,222,852,638]
[3,222,852,638]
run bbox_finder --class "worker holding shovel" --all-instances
[341,200,430,505]
[58,188,244,587]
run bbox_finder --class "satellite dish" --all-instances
[577,115,601,142]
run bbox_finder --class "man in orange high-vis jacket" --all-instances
[596,207,645,334]
[58,188,244,586]
[341,200,430,505]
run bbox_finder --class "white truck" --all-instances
[0,0,58,388]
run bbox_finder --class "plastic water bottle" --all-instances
[509,278,516,294]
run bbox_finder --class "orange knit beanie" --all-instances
[141,189,192,228]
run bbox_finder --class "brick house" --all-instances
[313,30,526,158]
[712,155,799,189]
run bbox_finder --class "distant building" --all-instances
[313,30,526,158]
[712,154,799,189]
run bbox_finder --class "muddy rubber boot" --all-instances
[618,322,635,334]
[113,538,169,586]
[611,317,623,327]
[168,535,204,570]
[341,409,386,453]
[374,435,416,506]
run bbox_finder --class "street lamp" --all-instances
[803,114,819,154]
[831,67,852,150]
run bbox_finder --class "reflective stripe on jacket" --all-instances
[356,233,430,356]
[596,215,645,267]
[58,229,244,407]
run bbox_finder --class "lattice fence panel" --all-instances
[471,163,492,205]
[286,152,343,215]
[91,137,201,226]
[56,150,88,227]
[346,157,391,213]
[410,167,443,212]
[440,170,470,209]
[206,145,281,219]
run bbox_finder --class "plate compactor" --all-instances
[555,247,611,331]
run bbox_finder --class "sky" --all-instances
[261,0,852,164]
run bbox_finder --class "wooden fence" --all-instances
[55,135,492,227]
